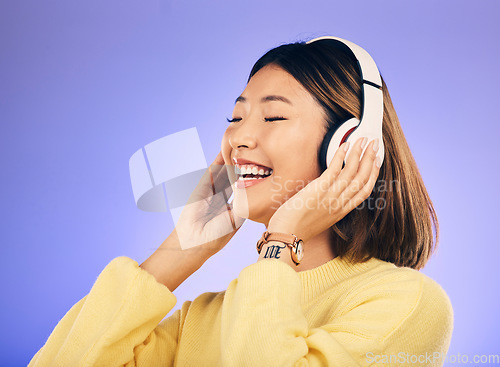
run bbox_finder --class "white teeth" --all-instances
[234,164,273,178]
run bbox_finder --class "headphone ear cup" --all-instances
[322,118,360,170]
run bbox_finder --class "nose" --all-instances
[228,120,258,150]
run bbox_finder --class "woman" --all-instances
[29,37,453,366]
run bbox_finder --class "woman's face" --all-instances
[221,64,327,225]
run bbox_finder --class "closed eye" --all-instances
[264,116,287,122]
[226,116,287,123]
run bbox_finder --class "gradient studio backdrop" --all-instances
[1,1,498,365]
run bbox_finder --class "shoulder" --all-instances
[342,258,454,347]
[353,258,453,318]
[348,258,451,301]
[375,260,452,316]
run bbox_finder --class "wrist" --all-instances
[256,231,304,267]
[257,241,296,267]
[267,222,296,235]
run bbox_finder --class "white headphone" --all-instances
[306,36,385,170]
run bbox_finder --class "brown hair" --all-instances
[248,39,438,270]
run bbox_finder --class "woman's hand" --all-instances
[141,153,245,291]
[267,137,381,242]
[172,151,245,259]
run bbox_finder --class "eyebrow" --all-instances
[234,95,293,106]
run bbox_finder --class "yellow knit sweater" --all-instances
[29,255,453,366]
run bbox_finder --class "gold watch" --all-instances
[256,231,304,266]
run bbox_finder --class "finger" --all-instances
[210,151,234,189]
[342,158,382,214]
[332,137,367,195]
[211,151,227,178]
[322,141,350,184]
[344,138,380,199]
[360,138,380,167]
[211,151,230,177]
[226,201,246,230]
[212,151,225,165]
[189,152,229,203]
[208,165,217,195]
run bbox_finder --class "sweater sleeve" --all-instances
[28,256,181,367]
[220,259,453,367]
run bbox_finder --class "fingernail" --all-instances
[343,141,350,152]
[372,139,379,152]
[361,137,368,149]
[376,156,382,168]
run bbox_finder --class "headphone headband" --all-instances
[306,36,382,88]
[306,36,385,170]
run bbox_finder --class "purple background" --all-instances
[1,1,498,365]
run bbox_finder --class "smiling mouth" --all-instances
[234,164,273,181]
[232,164,273,189]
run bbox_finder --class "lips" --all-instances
[231,156,274,189]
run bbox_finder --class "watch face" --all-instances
[296,240,304,261]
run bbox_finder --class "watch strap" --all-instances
[256,231,303,266]
[257,231,298,253]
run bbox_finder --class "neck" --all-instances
[295,227,337,272]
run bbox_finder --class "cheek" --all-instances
[275,136,323,179]
[272,150,320,198]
